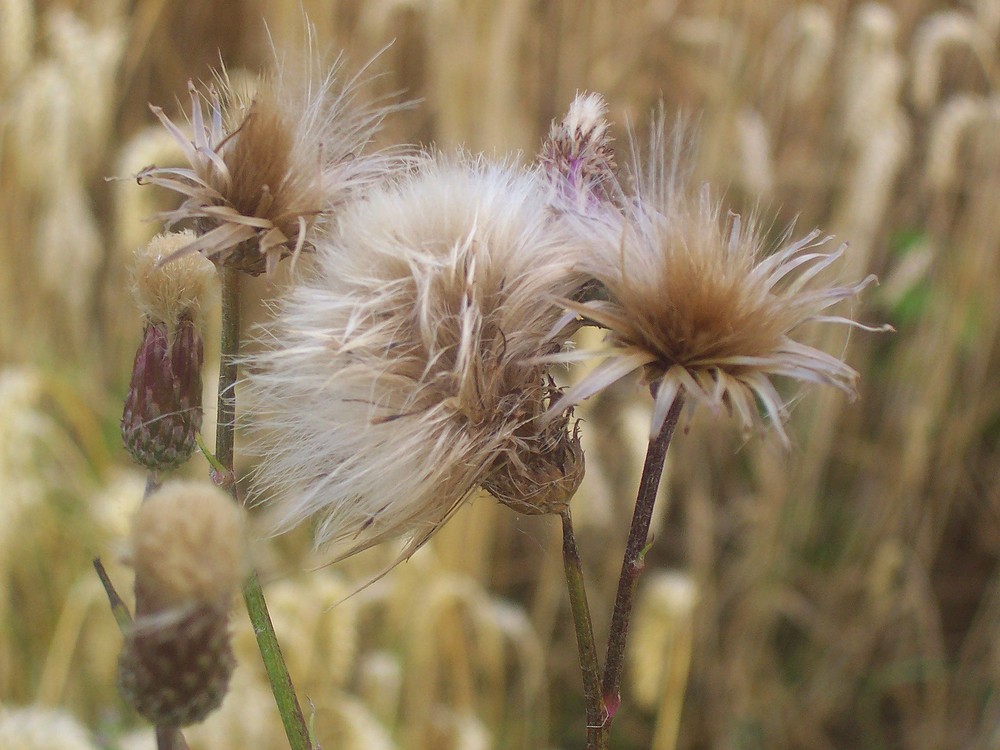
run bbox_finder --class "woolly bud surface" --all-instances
[131,230,216,332]
[243,155,589,563]
[130,480,245,612]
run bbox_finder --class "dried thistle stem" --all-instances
[216,267,313,750]
[559,509,607,750]
[600,393,684,736]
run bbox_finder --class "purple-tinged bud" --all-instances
[121,319,204,471]
[539,92,618,212]
[120,232,216,471]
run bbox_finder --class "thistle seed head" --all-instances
[546,118,892,444]
[136,42,408,275]
[242,154,589,564]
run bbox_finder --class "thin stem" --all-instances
[560,509,607,750]
[600,393,684,735]
[156,726,189,750]
[215,267,240,472]
[93,557,132,633]
[216,266,313,750]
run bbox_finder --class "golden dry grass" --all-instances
[1,1,999,749]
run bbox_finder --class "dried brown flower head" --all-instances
[549,123,891,444]
[137,46,405,275]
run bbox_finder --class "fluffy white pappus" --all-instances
[545,119,892,445]
[242,154,589,565]
[137,34,410,276]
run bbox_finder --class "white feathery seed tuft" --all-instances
[242,154,588,564]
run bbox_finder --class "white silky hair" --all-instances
[242,153,588,566]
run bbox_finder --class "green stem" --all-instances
[216,266,313,750]
[599,393,684,741]
[560,509,608,750]
[93,557,132,634]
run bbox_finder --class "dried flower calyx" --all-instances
[483,385,584,516]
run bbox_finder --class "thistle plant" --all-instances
[539,111,892,747]
[105,33,888,746]
[236,90,889,749]
[99,33,412,750]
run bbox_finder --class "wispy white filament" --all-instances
[243,155,587,563]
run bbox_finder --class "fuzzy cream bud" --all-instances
[118,480,245,726]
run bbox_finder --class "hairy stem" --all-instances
[600,393,684,738]
[217,266,313,750]
[560,509,607,750]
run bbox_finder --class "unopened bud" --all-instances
[539,92,618,212]
[117,481,245,726]
[121,232,215,471]
[121,319,204,470]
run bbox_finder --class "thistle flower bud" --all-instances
[117,480,245,727]
[121,232,214,471]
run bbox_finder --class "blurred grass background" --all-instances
[1,0,999,748]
